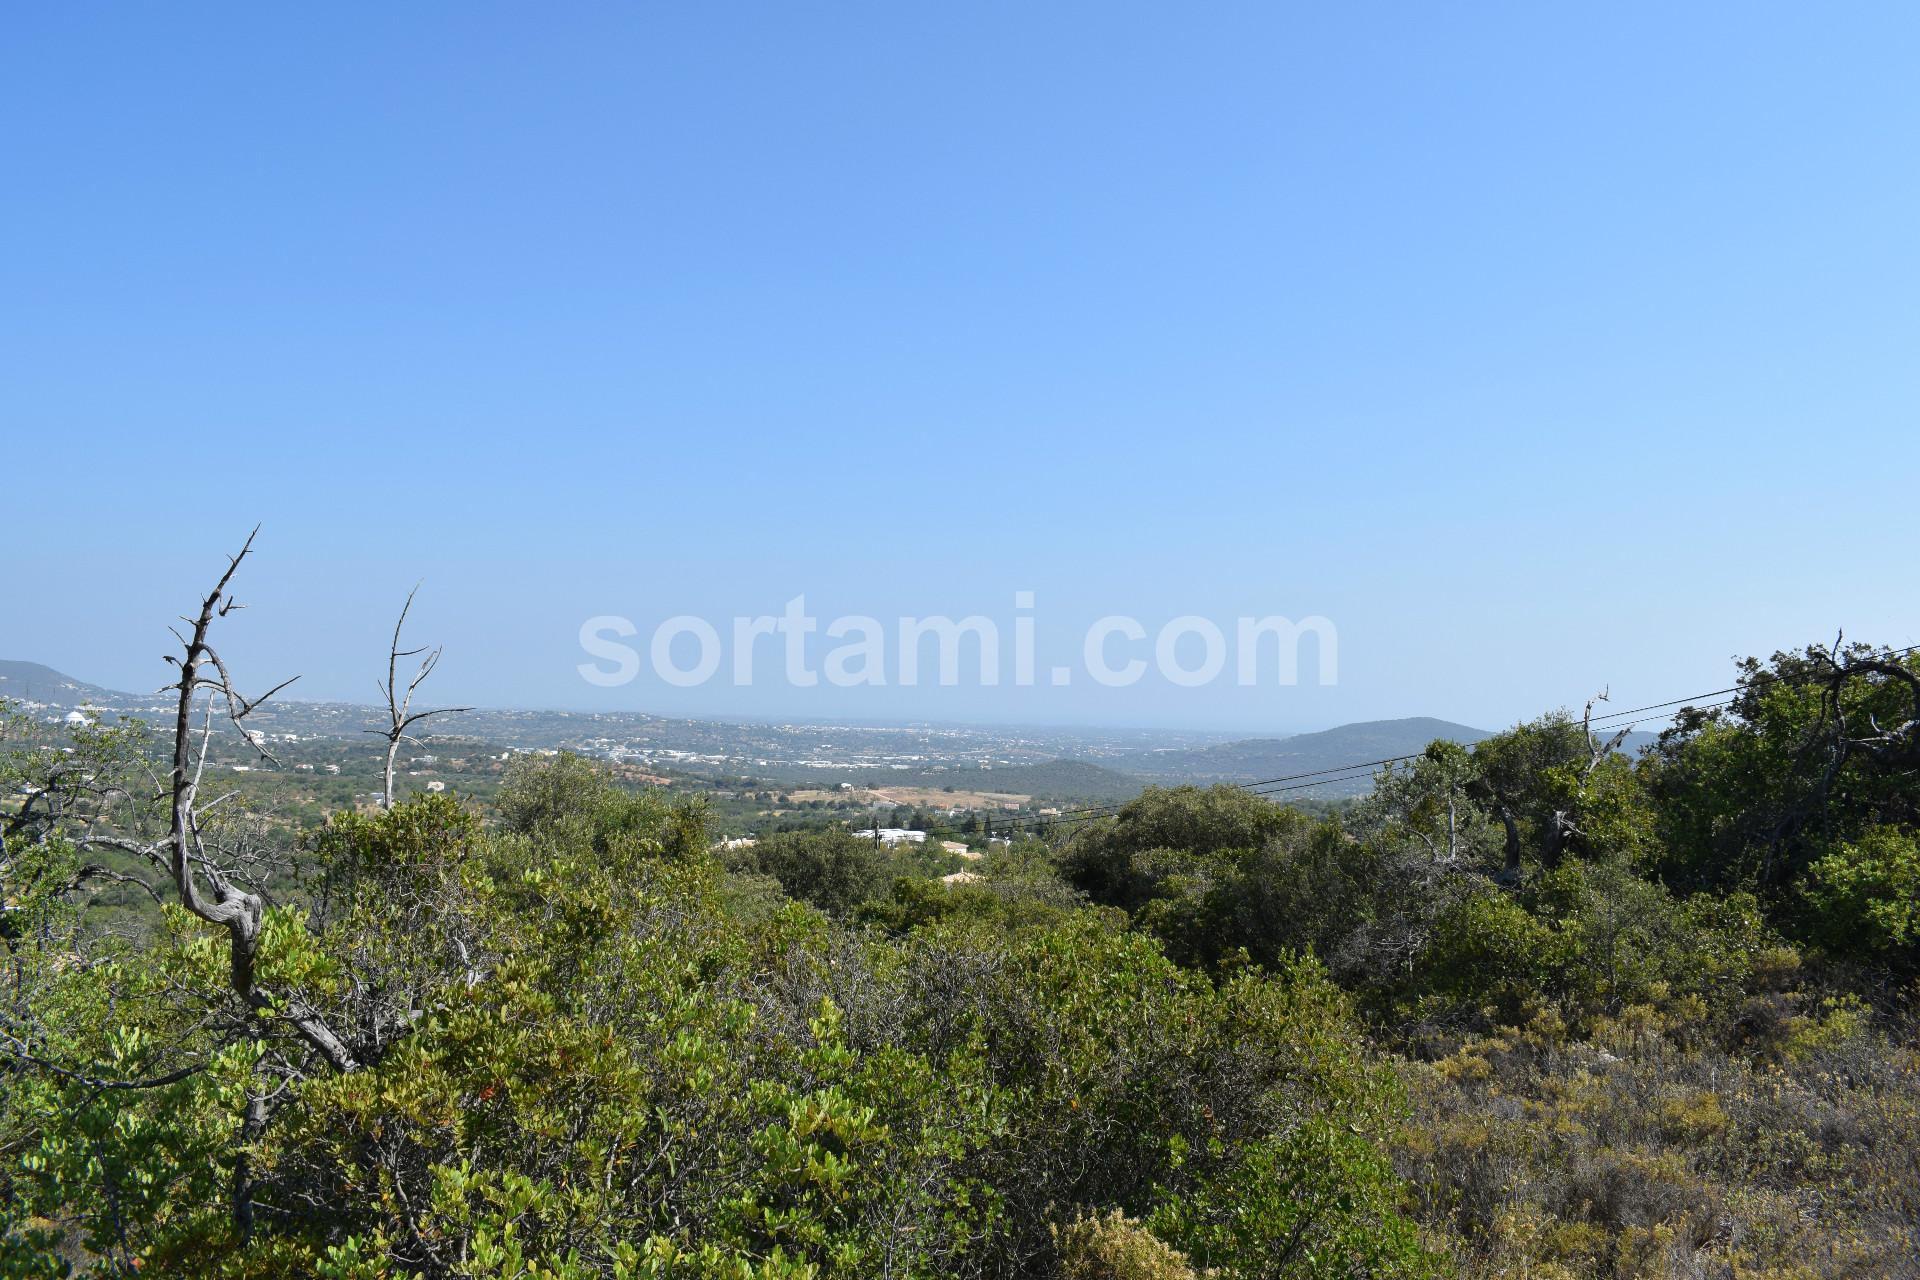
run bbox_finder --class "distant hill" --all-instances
[1126,717,1495,796]
[0,660,137,708]
[0,659,1665,801]
[1126,716,1664,797]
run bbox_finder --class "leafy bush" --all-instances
[1802,824,1920,960]
[725,827,892,916]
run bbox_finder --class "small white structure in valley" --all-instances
[854,828,927,846]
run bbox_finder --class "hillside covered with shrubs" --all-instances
[5,638,1920,1278]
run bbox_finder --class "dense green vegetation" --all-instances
[4,641,1919,1278]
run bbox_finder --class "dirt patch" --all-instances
[787,785,1031,809]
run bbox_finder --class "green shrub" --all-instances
[726,827,890,915]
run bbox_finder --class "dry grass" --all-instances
[1396,1002,1920,1279]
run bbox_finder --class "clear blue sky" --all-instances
[5,3,1918,732]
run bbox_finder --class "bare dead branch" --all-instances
[0,1030,205,1092]
[63,863,167,905]
[374,585,470,808]
[157,533,359,1084]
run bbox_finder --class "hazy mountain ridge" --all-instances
[1122,717,1494,795]
[0,661,1646,801]
[0,660,146,709]
[1121,716,1660,796]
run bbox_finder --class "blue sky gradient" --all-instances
[5,4,1918,730]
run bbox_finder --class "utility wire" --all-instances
[983,644,1919,839]
[1029,690,1748,832]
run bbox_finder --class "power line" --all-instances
[1238,751,1434,792]
[1578,643,1918,729]
[983,645,1920,839]
[1003,662,1887,837]
[1237,692,1749,803]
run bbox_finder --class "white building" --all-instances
[854,828,927,846]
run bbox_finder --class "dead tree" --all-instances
[149,531,358,1067]
[370,585,469,808]
[74,531,362,1235]
[1812,641,1920,771]
[1540,690,1632,869]
[24,536,492,1240]
[1756,639,1920,886]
